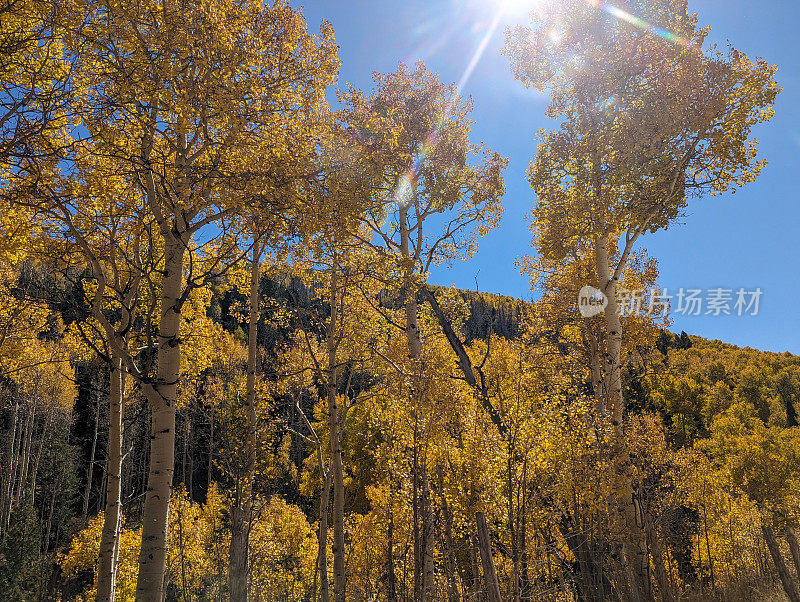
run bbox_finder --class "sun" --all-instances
[497,0,548,19]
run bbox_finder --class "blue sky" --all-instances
[297,0,800,354]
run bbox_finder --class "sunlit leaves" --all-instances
[506,0,779,261]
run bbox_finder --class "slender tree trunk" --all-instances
[438,467,460,602]
[186,413,193,500]
[476,511,502,602]
[403,205,422,602]
[16,403,34,504]
[594,235,650,602]
[421,467,435,599]
[702,489,715,591]
[386,501,398,602]
[646,514,675,602]
[208,413,214,494]
[399,204,434,600]
[413,437,421,601]
[43,467,61,553]
[413,435,427,602]
[327,268,347,602]
[508,443,520,602]
[399,206,422,361]
[97,358,125,602]
[181,415,188,486]
[301,390,332,602]
[520,460,530,600]
[786,526,800,581]
[29,405,53,508]
[589,332,604,414]
[7,402,24,514]
[136,242,184,601]
[468,533,482,599]
[1,396,19,532]
[318,469,332,602]
[763,523,800,602]
[230,240,261,602]
[422,287,506,435]
[83,383,101,525]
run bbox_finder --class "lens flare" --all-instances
[587,0,692,47]
[393,2,508,205]
[392,0,692,205]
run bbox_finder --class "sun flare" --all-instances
[497,0,548,18]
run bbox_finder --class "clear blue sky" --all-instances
[296,0,800,354]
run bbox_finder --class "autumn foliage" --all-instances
[0,0,794,601]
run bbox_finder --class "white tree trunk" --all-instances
[327,269,347,602]
[398,204,434,599]
[97,358,124,602]
[594,235,650,602]
[318,467,332,602]
[83,383,101,525]
[229,241,261,602]
[136,241,183,601]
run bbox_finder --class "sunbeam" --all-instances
[587,0,692,47]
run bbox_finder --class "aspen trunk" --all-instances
[702,491,715,591]
[319,471,332,602]
[180,416,188,486]
[44,467,62,553]
[97,358,125,602]
[646,514,675,602]
[83,382,101,524]
[228,477,249,599]
[787,526,800,581]
[763,523,800,602]
[413,436,422,601]
[7,404,24,513]
[1,396,19,532]
[589,332,605,414]
[421,467,435,599]
[594,235,650,602]
[136,243,183,601]
[327,269,347,602]
[399,204,433,599]
[386,503,398,602]
[399,205,422,361]
[305,391,332,602]
[438,467,460,602]
[508,445,520,602]
[469,533,482,599]
[519,483,530,601]
[476,511,502,602]
[186,414,193,500]
[29,405,53,508]
[207,414,214,494]
[229,241,261,602]
[15,404,34,504]
[7,402,24,516]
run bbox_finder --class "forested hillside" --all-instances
[2,265,799,601]
[0,0,795,600]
